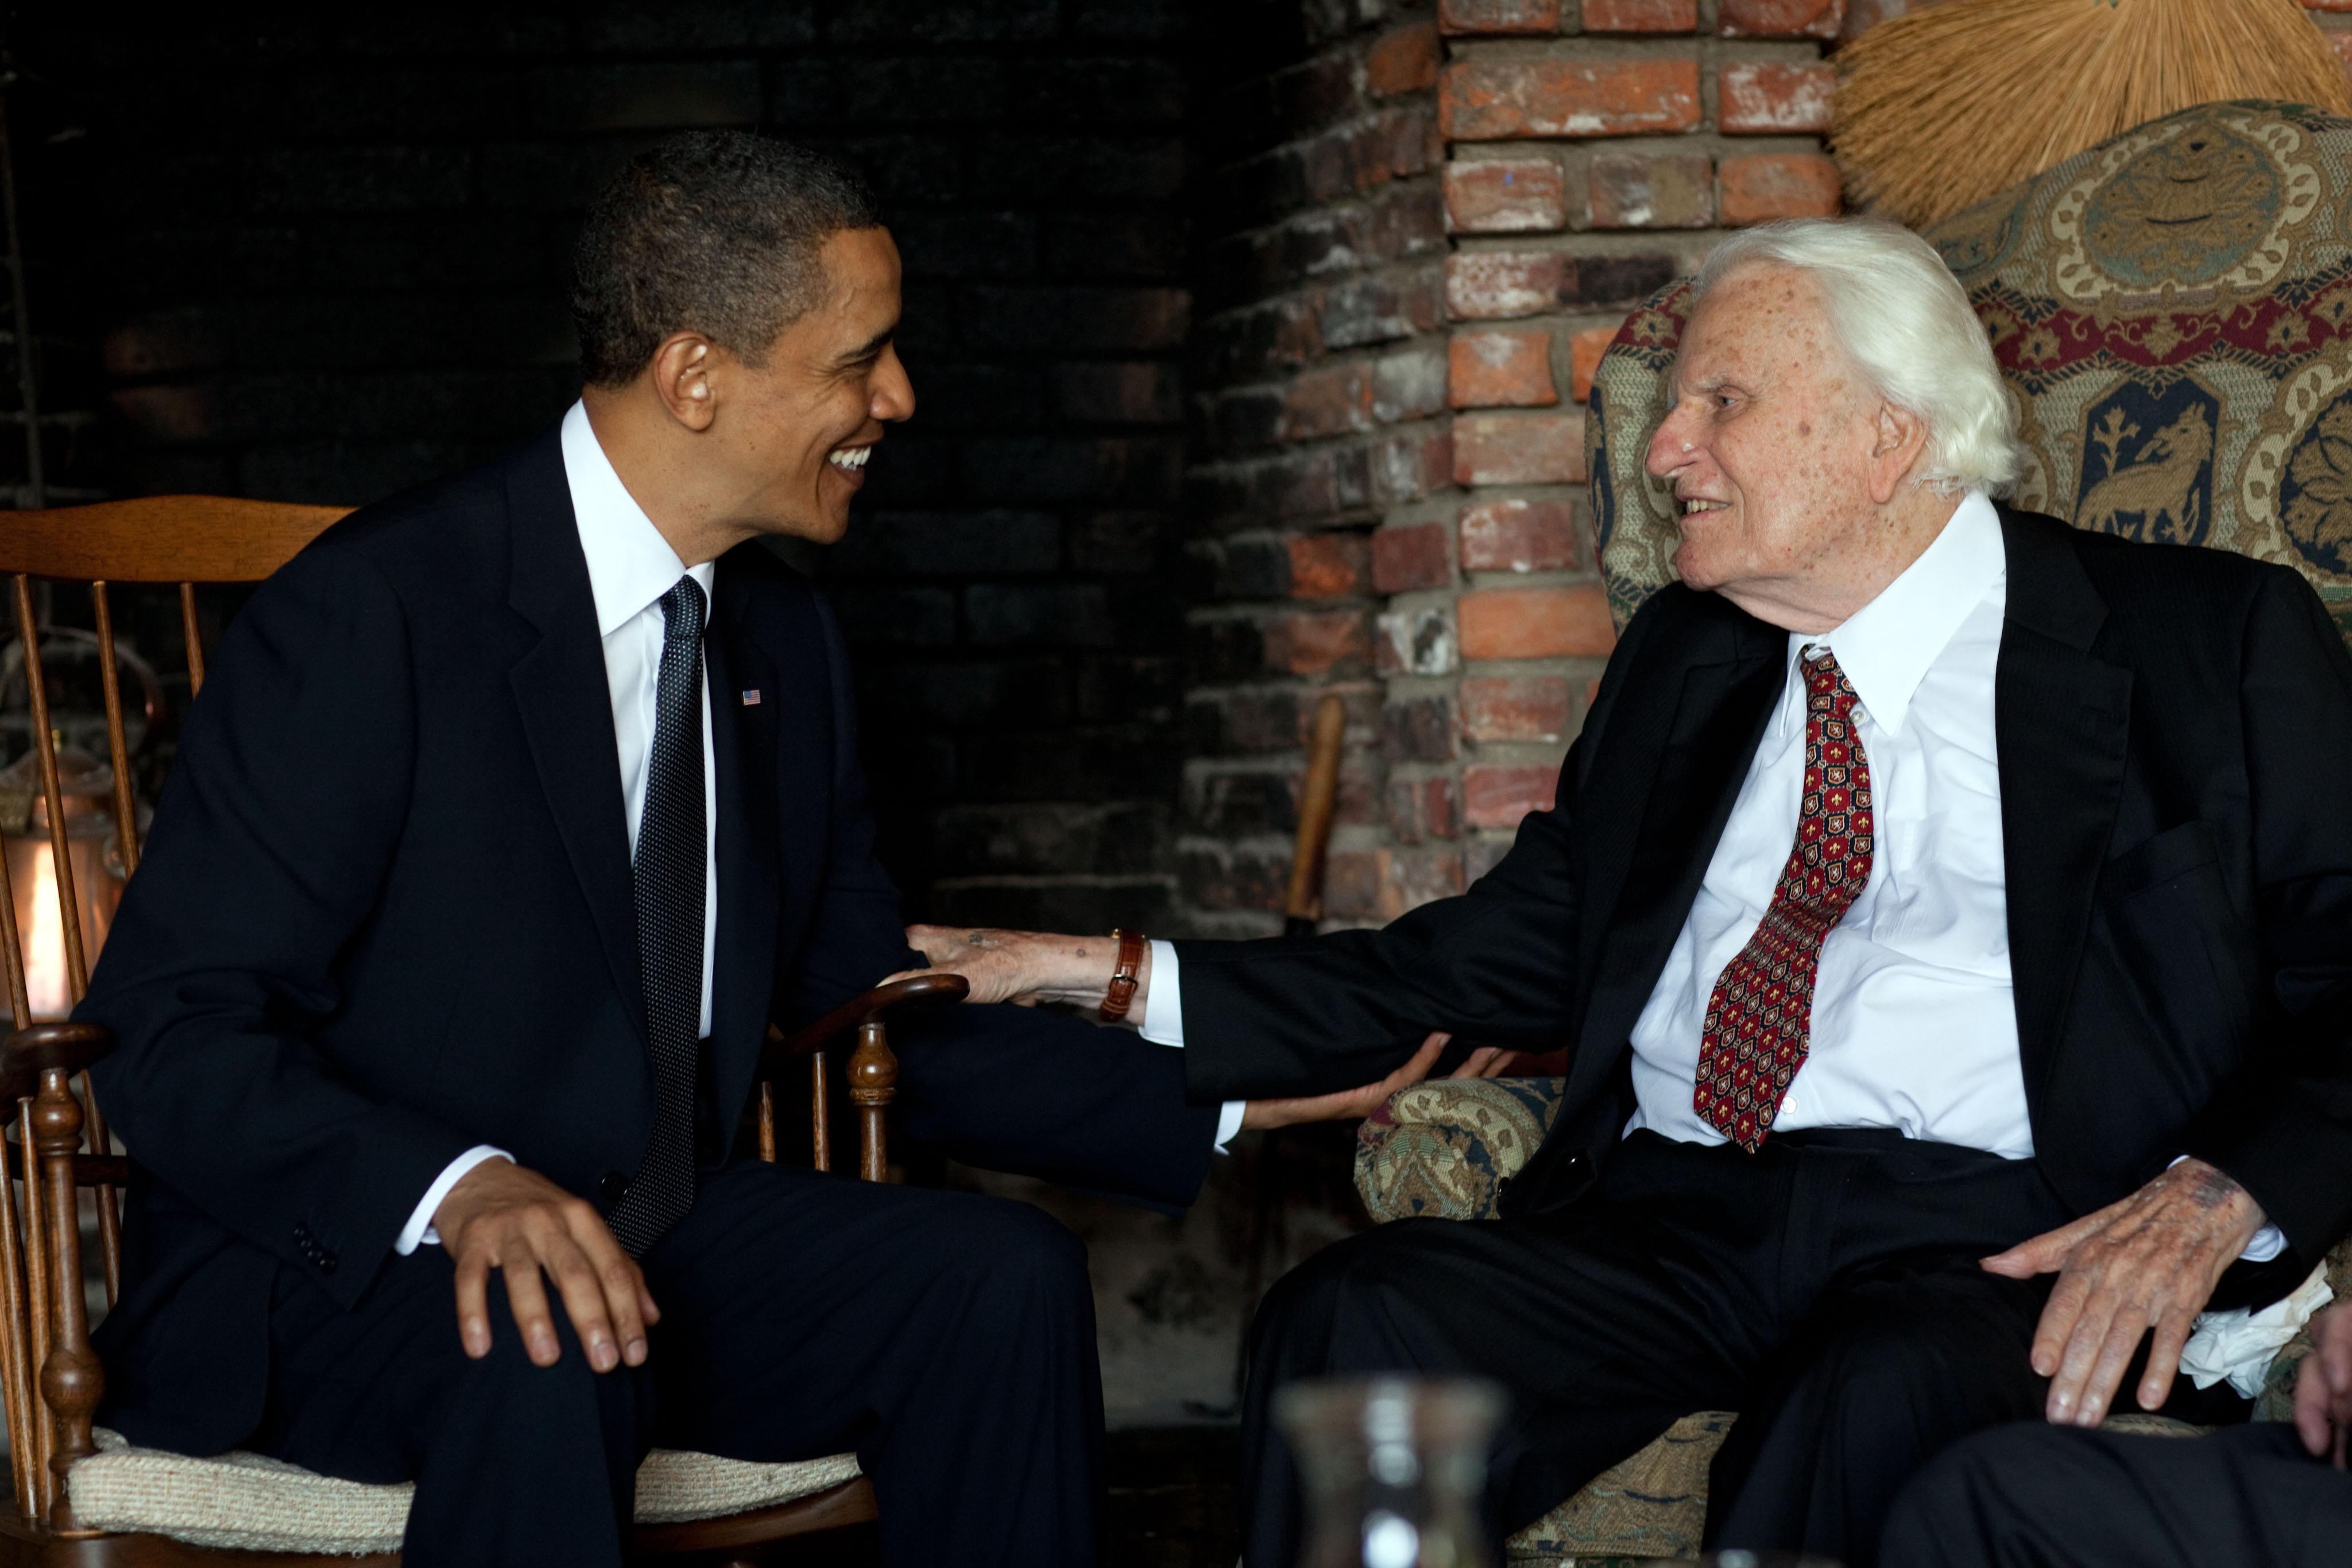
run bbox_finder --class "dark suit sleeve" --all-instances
[776,591,1217,1212]
[2181,567,2352,1259]
[1174,593,1664,1103]
[79,545,478,1306]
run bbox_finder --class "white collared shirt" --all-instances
[398,400,717,1253]
[1624,491,2030,1152]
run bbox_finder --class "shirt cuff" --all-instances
[1139,939,1185,1047]
[1214,1100,1245,1155]
[398,1145,512,1255]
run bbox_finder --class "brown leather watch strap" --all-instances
[1100,928,1147,1023]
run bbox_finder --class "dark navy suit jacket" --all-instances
[79,429,1217,1454]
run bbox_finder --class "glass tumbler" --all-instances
[1274,1375,1505,1568]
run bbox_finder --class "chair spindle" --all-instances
[177,583,204,698]
[810,1051,830,1175]
[848,1023,896,1184]
[13,576,89,1005]
[756,1081,776,1165]
[32,1064,97,1534]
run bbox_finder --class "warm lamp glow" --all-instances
[22,845,65,1022]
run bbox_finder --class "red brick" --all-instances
[1440,57,1701,140]
[1458,583,1614,659]
[1464,764,1560,829]
[1453,410,1586,486]
[1372,521,1454,593]
[1719,60,1836,133]
[1367,20,1441,96]
[1719,153,1843,225]
[1439,0,1562,33]
[1460,497,1579,572]
[1449,329,1558,409]
[2311,1,2352,10]
[1276,362,1373,441]
[1719,0,1843,37]
[1287,533,1372,599]
[1264,609,1374,675]
[1372,427,1456,506]
[1445,250,1568,320]
[1444,158,1568,234]
[1569,324,1617,403]
[1376,847,1467,917]
[1588,150,1713,229]
[1460,675,1572,742]
[1386,773,1465,844]
[1583,0,1697,29]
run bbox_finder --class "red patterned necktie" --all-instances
[1692,646,1875,1152]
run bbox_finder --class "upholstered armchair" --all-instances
[1350,98,2352,1567]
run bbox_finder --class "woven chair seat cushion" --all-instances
[67,1428,862,1555]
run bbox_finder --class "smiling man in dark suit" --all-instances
[71,132,1276,1568]
[904,218,2352,1567]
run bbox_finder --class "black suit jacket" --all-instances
[1177,507,2352,1295]
[80,429,1217,1454]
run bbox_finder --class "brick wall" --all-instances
[14,2,1192,934]
[1182,0,1454,938]
[1177,0,1842,933]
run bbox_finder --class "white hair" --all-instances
[1689,218,2021,497]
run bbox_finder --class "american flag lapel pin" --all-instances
[741,689,763,706]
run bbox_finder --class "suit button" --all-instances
[599,1172,630,1205]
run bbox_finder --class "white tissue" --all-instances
[2179,1263,2333,1400]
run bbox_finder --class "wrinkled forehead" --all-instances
[1669,261,1843,394]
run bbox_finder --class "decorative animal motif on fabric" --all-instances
[2076,398,2216,545]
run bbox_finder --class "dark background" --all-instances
[0,0,1285,935]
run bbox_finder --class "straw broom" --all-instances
[1833,0,2352,230]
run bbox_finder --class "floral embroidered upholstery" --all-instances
[1585,98,2352,646]
[1353,1076,1564,1224]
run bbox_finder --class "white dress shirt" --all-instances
[1152,491,2279,1256]
[397,400,718,1253]
[1626,491,2029,1152]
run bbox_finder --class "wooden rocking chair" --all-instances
[0,496,956,1565]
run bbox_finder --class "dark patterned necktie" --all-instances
[608,576,707,1256]
[1692,647,1875,1152]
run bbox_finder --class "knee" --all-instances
[1248,1224,1437,1360]
[1879,1424,2073,1566]
[939,1198,1090,1309]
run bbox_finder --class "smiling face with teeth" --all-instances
[1643,262,1947,633]
[586,224,916,566]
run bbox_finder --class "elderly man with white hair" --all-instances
[904,217,2352,1566]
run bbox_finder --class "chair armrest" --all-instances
[0,1022,111,1095]
[1352,1076,1566,1224]
[763,974,969,1070]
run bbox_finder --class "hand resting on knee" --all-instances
[432,1158,661,1374]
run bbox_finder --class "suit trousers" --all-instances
[1880,1419,2352,1567]
[243,1159,1102,1568]
[1242,1128,2091,1568]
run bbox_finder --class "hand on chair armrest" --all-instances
[766,974,970,1068]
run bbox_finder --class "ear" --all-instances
[648,333,718,433]
[1866,400,1929,506]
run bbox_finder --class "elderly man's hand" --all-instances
[2295,1302,2352,1468]
[892,924,1125,1011]
[1980,1157,2265,1427]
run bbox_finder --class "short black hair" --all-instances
[571,131,881,387]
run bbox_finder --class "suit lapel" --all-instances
[1569,605,1785,1108]
[703,554,783,1106]
[1994,507,2133,1110]
[502,435,649,1048]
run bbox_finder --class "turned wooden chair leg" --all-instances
[847,1020,897,1184]
[32,1063,98,1534]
